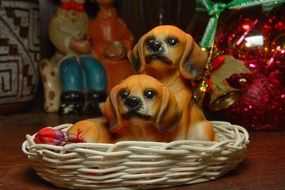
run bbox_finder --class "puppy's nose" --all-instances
[146,39,163,53]
[125,96,142,111]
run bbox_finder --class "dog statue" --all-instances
[127,25,216,140]
[68,74,216,143]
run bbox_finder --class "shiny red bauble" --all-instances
[212,5,285,130]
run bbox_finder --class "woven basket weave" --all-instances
[22,121,249,190]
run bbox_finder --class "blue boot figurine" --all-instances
[58,55,107,115]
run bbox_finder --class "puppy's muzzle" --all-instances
[124,96,142,112]
[145,38,172,64]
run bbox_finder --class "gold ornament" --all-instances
[193,79,208,106]
[208,55,251,111]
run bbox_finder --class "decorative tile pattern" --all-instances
[0,0,40,104]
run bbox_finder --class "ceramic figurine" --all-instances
[88,0,134,92]
[67,74,217,143]
[127,25,217,140]
[40,0,107,114]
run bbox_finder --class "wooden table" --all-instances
[1,107,285,190]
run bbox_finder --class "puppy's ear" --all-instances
[179,34,208,80]
[102,85,122,132]
[156,86,182,133]
[127,35,147,73]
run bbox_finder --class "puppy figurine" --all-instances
[103,74,182,142]
[68,74,216,143]
[128,25,216,141]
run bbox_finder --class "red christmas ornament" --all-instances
[211,6,285,130]
[216,7,267,73]
[223,72,285,130]
[263,3,285,44]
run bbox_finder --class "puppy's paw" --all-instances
[187,121,217,141]
[68,118,111,143]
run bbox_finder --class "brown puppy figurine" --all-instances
[103,74,182,142]
[68,74,182,142]
[68,74,216,143]
[128,25,216,141]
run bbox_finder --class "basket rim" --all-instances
[22,121,249,155]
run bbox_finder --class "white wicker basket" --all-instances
[22,121,249,190]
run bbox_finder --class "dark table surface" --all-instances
[1,106,285,190]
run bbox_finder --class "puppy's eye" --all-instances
[166,37,178,46]
[144,89,157,99]
[119,89,129,99]
[146,37,156,46]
